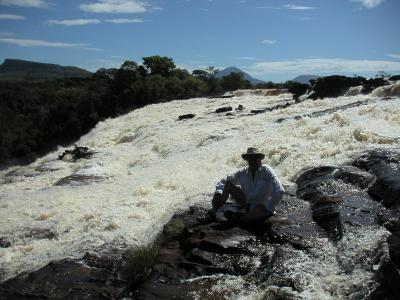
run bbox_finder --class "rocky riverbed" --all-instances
[1,148,399,299]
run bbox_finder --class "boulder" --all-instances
[178,114,195,121]
[361,77,388,94]
[389,75,400,81]
[235,104,244,111]
[353,149,400,208]
[287,82,309,100]
[296,165,385,239]
[0,237,11,248]
[307,75,366,99]
[215,106,233,113]
[0,251,129,300]
[374,238,400,298]
[58,145,95,161]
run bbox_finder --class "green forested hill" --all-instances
[0,59,92,81]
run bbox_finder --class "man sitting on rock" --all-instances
[212,147,284,222]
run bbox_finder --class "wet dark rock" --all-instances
[236,104,244,111]
[384,219,400,269]
[178,113,195,121]
[353,148,400,208]
[213,94,234,99]
[387,233,400,269]
[0,237,11,248]
[136,203,310,299]
[251,109,266,114]
[0,251,129,300]
[362,77,389,94]
[215,106,233,113]
[250,101,293,116]
[277,99,372,123]
[307,75,367,99]
[303,75,389,100]
[54,174,105,186]
[389,75,400,81]
[333,166,375,189]
[288,82,309,100]
[374,239,400,298]
[296,165,385,239]
[58,145,95,161]
[27,228,57,240]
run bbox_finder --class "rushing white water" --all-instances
[1,86,400,298]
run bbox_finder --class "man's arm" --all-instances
[265,167,284,213]
[215,170,242,194]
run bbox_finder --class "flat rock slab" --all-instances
[0,253,128,300]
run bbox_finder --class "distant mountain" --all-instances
[0,59,92,80]
[292,75,320,84]
[216,67,265,85]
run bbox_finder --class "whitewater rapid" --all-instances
[1,88,400,298]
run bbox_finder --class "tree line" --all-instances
[0,55,305,167]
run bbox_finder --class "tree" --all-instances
[192,70,209,80]
[221,72,248,91]
[182,77,207,98]
[166,77,184,99]
[112,60,141,93]
[120,60,138,71]
[142,56,176,77]
[93,68,118,80]
[205,66,219,77]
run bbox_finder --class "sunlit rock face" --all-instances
[0,88,399,298]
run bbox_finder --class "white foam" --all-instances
[0,93,399,296]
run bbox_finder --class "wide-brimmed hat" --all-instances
[241,147,265,160]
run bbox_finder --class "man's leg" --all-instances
[240,205,273,223]
[212,181,245,211]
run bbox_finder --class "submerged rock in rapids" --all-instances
[178,113,196,121]
[58,145,95,162]
[0,237,11,248]
[54,163,111,186]
[215,106,233,113]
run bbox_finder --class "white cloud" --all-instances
[246,58,400,75]
[388,54,400,60]
[0,37,92,49]
[0,0,49,8]
[284,4,317,10]
[237,56,256,60]
[262,39,276,45]
[47,19,101,26]
[351,0,385,9]
[0,31,13,37]
[105,18,144,23]
[80,0,148,14]
[0,14,25,20]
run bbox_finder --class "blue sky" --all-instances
[0,0,399,81]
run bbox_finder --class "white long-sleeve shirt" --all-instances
[215,165,284,212]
